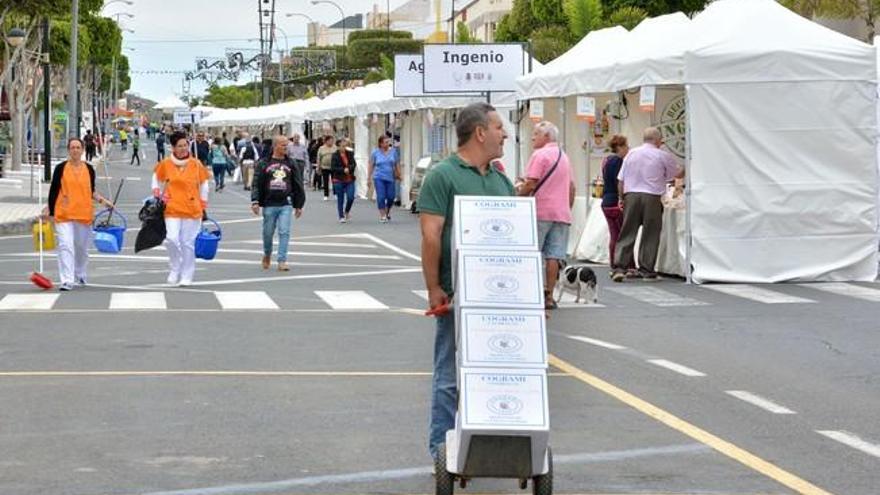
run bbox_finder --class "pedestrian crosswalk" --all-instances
[0,282,876,312]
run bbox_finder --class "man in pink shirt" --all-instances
[611,127,684,282]
[517,121,575,309]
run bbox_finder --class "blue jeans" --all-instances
[374,178,395,211]
[262,205,292,262]
[429,313,457,458]
[333,181,356,218]
[212,163,226,188]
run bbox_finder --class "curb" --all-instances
[0,216,37,236]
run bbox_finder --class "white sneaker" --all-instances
[166,273,180,285]
[323,196,329,201]
[59,283,74,292]
[178,280,192,287]
[379,216,387,223]
[339,217,346,223]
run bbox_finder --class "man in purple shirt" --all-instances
[611,127,684,282]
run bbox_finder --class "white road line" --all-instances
[0,293,59,310]
[704,285,815,304]
[109,292,167,310]
[567,335,627,350]
[214,291,279,310]
[817,430,880,458]
[803,282,880,302]
[232,240,379,249]
[725,390,796,414]
[150,247,402,260]
[606,286,710,307]
[647,359,707,377]
[183,268,421,287]
[123,176,142,181]
[412,290,428,301]
[315,290,389,310]
[357,232,422,262]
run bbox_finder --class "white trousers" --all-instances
[55,221,91,285]
[165,217,201,284]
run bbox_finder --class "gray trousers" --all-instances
[613,192,663,272]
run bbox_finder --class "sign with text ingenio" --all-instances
[394,54,479,97]
[422,43,525,93]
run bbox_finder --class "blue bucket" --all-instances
[195,218,221,260]
[93,209,127,253]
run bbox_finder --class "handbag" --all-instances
[531,148,563,195]
[393,164,402,181]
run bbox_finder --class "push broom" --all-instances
[30,175,53,290]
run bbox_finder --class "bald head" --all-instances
[643,127,662,145]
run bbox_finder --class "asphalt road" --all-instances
[0,143,878,495]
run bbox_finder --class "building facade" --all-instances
[451,0,513,42]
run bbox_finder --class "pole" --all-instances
[42,17,51,183]
[68,0,79,138]
[450,0,455,42]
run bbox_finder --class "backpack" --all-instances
[242,143,257,161]
[211,146,226,164]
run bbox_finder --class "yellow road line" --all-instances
[0,371,573,378]
[549,354,832,495]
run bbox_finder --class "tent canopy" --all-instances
[153,95,188,111]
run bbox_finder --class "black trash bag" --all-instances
[135,198,167,253]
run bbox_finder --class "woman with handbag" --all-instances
[602,135,630,270]
[152,131,210,286]
[44,138,113,291]
[368,135,400,223]
[330,137,357,223]
[209,136,231,192]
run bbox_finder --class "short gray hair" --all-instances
[534,121,558,142]
[643,127,662,143]
[456,102,496,147]
[273,135,288,146]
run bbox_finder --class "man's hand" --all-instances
[294,208,302,219]
[250,203,260,215]
[427,285,449,314]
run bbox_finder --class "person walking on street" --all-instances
[156,130,166,161]
[209,137,230,192]
[316,135,336,201]
[239,136,260,191]
[45,138,114,291]
[418,102,513,461]
[330,137,357,223]
[152,131,211,287]
[611,127,684,282]
[516,121,575,310]
[307,137,320,190]
[190,132,210,166]
[251,135,306,272]
[369,135,400,223]
[130,130,141,166]
[83,130,97,161]
[601,135,630,270]
[119,128,128,151]
[287,133,309,185]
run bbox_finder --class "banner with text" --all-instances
[422,43,525,93]
[394,54,479,97]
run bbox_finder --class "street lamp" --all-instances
[311,0,346,67]
[286,13,315,46]
[7,27,25,47]
[101,0,133,12]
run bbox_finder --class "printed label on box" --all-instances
[458,252,544,307]
[461,369,548,428]
[454,197,537,250]
[460,309,547,367]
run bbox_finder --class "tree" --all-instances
[456,21,480,43]
[607,6,648,29]
[603,0,710,17]
[780,0,877,40]
[204,84,261,109]
[564,0,603,38]
[346,37,423,69]
[532,0,567,27]
[530,25,574,63]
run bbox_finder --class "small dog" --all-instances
[554,260,598,304]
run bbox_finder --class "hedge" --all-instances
[346,38,424,69]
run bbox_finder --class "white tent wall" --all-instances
[354,116,370,200]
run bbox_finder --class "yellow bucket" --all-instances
[33,219,55,251]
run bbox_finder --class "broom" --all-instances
[30,176,53,290]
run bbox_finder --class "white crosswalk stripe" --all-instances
[606,286,710,307]
[109,292,167,310]
[412,290,429,301]
[703,284,815,304]
[214,291,279,310]
[315,290,389,310]
[0,293,59,310]
[801,283,880,302]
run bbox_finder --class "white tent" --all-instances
[153,95,188,111]
[199,99,307,128]
[515,0,878,283]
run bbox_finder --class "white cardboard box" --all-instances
[455,250,545,309]
[457,308,548,368]
[453,196,538,251]
[459,367,549,430]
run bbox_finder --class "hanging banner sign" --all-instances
[394,54,479,97]
[422,43,525,93]
[529,100,544,123]
[173,110,201,125]
[640,86,656,112]
[576,96,596,123]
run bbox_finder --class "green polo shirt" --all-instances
[418,153,515,294]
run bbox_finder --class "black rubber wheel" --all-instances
[434,443,454,495]
[532,447,553,495]
[410,201,418,214]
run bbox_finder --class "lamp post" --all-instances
[311,0,346,68]
[286,12,315,46]
[100,0,133,12]
[69,0,79,138]
[273,25,290,101]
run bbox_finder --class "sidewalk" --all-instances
[0,163,45,235]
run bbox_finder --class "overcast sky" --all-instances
[118,0,422,103]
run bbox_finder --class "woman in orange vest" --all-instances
[151,131,210,286]
[45,138,113,291]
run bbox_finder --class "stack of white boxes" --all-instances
[445,196,550,477]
